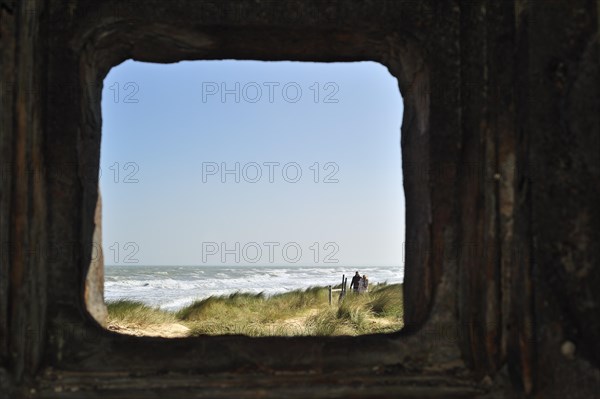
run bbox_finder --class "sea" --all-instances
[105,265,404,311]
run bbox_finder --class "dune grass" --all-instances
[106,299,178,327]
[178,286,331,336]
[306,283,404,335]
[107,283,403,337]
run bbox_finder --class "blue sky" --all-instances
[100,60,404,268]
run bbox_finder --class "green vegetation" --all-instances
[106,299,178,327]
[106,283,403,337]
[306,283,404,335]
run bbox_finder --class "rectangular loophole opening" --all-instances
[89,60,405,337]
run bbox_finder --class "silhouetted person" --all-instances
[350,271,361,293]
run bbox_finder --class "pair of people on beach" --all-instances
[350,271,368,294]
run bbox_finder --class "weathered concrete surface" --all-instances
[84,190,107,327]
[1,0,48,384]
[520,1,600,397]
[0,0,598,397]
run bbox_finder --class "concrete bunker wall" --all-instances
[0,1,599,398]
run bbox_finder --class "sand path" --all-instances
[107,322,190,338]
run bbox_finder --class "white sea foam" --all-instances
[105,265,404,311]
